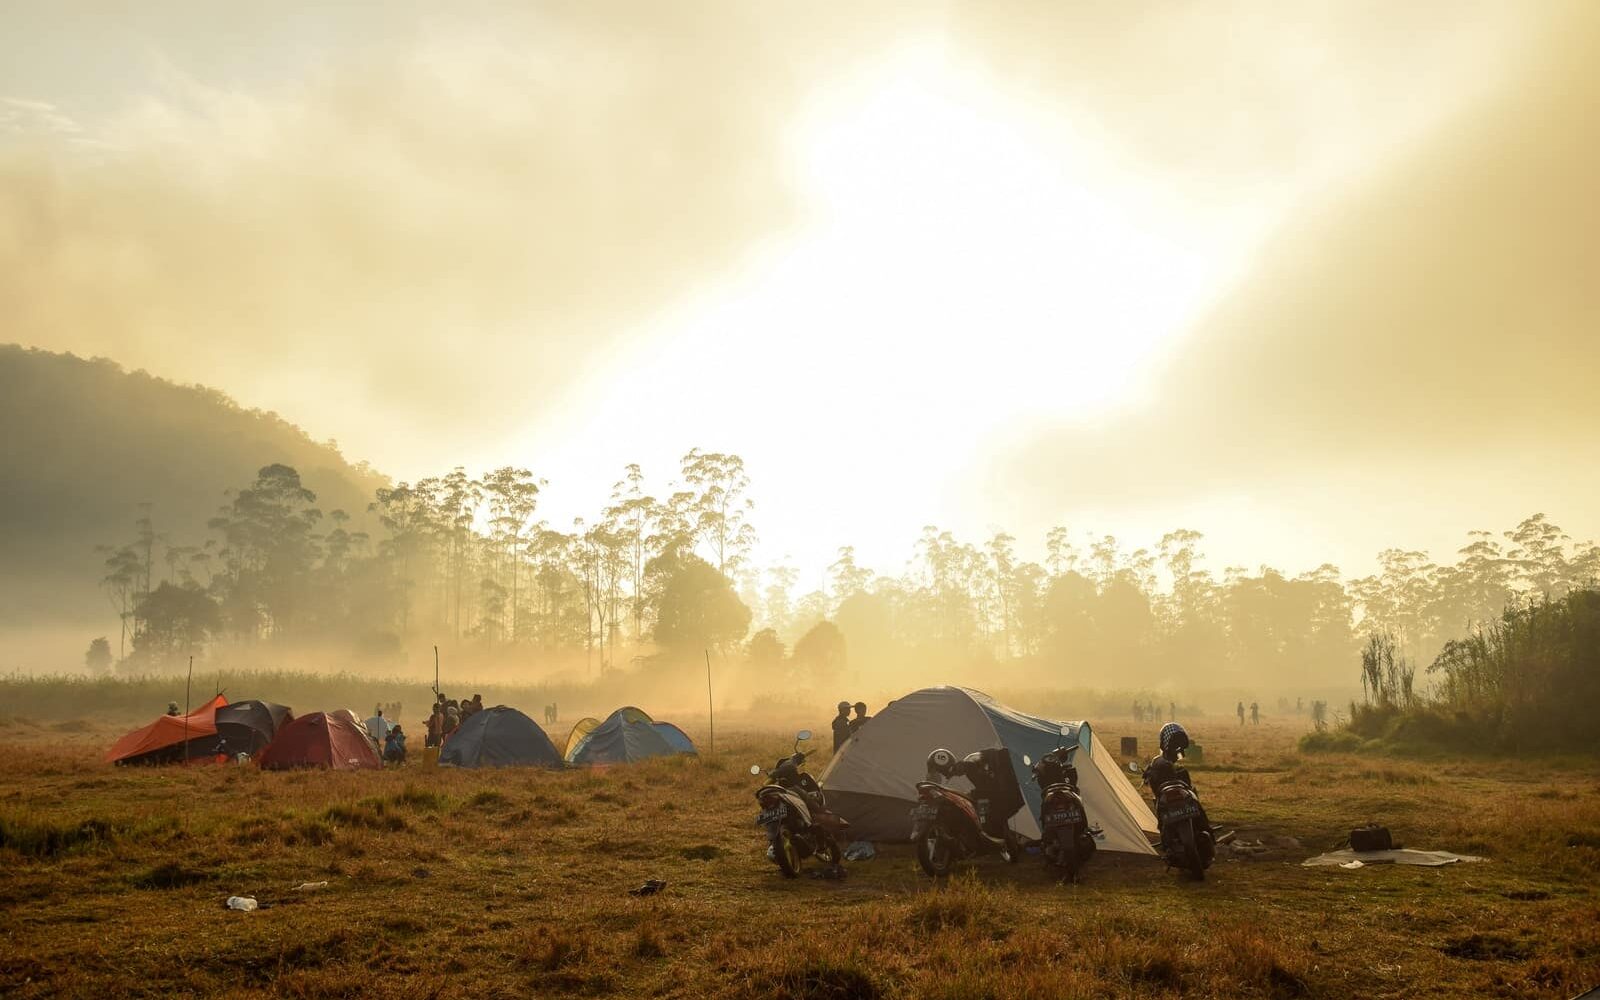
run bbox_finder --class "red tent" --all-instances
[258,710,381,770]
[105,694,229,765]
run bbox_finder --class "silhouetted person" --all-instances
[426,706,443,748]
[1250,701,1260,725]
[832,701,853,752]
[1133,701,1144,724]
[1236,701,1246,726]
[1169,701,1176,722]
[849,702,871,736]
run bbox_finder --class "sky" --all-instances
[3,1,1596,588]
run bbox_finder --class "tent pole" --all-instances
[705,649,714,756]
[433,644,440,698]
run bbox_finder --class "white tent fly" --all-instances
[819,686,1157,854]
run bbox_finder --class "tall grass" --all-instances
[1325,588,1599,752]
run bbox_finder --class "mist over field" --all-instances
[1,1,1596,716]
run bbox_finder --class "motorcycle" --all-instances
[1023,746,1096,880]
[750,729,847,878]
[910,747,1024,878]
[1129,754,1215,880]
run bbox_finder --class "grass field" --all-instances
[2,709,1597,999]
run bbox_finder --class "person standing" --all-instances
[1250,701,1260,726]
[426,705,443,749]
[831,701,853,752]
[366,707,392,745]
[1169,701,1176,722]
[1236,701,1246,727]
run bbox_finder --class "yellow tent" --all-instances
[563,717,600,760]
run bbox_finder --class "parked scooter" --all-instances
[1128,723,1214,880]
[910,747,1024,877]
[1023,745,1096,880]
[750,730,848,878]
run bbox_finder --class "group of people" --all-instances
[424,692,485,749]
[363,707,408,764]
[831,700,873,751]
[1236,701,1260,726]
[1131,701,1176,724]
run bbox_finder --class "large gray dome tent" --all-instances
[439,706,563,768]
[818,686,1157,853]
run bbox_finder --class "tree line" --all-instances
[93,453,1599,692]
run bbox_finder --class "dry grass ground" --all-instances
[1,712,1597,999]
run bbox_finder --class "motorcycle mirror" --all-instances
[749,764,762,775]
[795,729,812,742]
[1022,754,1032,766]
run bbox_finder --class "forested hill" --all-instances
[0,345,387,661]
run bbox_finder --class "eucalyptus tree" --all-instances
[482,466,542,644]
[828,545,874,604]
[208,464,323,638]
[680,449,756,576]
[606,464,659,641]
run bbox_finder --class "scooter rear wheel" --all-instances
[1054,827,1079,881]
[1177,821,1205,881]
[816,832,842,866]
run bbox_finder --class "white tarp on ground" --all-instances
[1302,848,1484,867]
[819,686,1157,854]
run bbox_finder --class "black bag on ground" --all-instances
[1350,824,1393,851]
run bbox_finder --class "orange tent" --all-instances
[105,694,228,765]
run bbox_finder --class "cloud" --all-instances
[0,4,885,473]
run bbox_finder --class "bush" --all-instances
[1297,730,1364,753]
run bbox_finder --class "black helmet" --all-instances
[1159,722,1190,755]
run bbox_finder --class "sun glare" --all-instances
[791,44,1218,425]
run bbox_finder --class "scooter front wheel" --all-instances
[768,823,801,878]
[917,832,954,878]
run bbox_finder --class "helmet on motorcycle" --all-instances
[1159,722,1190,755]
[927,748,956,774]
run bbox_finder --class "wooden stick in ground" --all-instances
[705,649,715,755]
[183,654,193,762]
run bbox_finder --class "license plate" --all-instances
[756,805,787,826]
[1163,803,1199,821]
[1044,808,1083,825]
